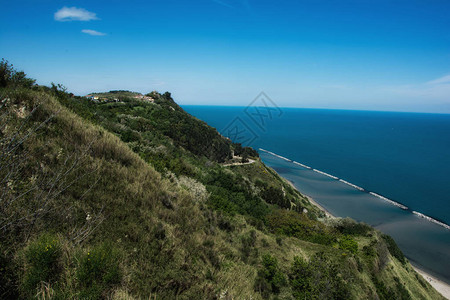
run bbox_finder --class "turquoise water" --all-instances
[183,105,450,283]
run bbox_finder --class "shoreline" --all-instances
[282,173,450,299]
[259,148,450,230]
[288,179,336,219]
[305,194,335,219]
[413,266,450,299]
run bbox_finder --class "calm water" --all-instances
[183,105,450,283]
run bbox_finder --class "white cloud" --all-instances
[384,74,450,100]
[426,74,450,85]
[150,81,165,87]
[81,29,106,36]
[212,0,234,8]
[55,7,98,21]
[211,0,251,10]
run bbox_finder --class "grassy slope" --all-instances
[0,84,444,299]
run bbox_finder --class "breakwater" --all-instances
[412,211,450,230]
[259,148,449,231]
[338,179,365,192]
[313,169,339,180]
[369,192,408,210]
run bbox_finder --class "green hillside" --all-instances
[0,60,444,299]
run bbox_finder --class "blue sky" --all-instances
[1,0,450,113]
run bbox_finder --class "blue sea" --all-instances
[183,105,450,283]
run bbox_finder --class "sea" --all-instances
[182,105,450,284]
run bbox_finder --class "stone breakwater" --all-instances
[259,148,450,231]
[412,211,450,230]
[368,192,408,210]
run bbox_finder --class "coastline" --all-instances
[285,176,450,299]
[258,148,450,230]
[305,193,335,219]
[413,266,450,299]
[284,178,335,219]
[298,186,335,218]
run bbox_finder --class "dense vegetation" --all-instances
[0,60,444,299]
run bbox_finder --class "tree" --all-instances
[0,59,36,88]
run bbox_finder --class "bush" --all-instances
[0,245,19,299]
[289,253,350,300]
[338,235,358,254]
[381,234,406,264]
[363,243,377,258]
[394,277,412,300]
[22,234,62,295]
[240,230,257,263]
[261,186,290,209]
[76,243,121,299]
[376,239,390,272]
[267,209,335,245]
[273,239,282,249]
[0,59,36,88]
[254,254,286,298]
[335,218,372,236]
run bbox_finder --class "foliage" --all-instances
[394,276,413,300]
[289,253,351,300]
[334,218,372,236]
[76,243,122,299]
[0,59,36,88]
[267,209,336,245]
[57,89,232,165]
[21,234,62,296]
[233,142,259,158]
[276,236,283,246]
[372,276,411,300]
[240,229,258,263]
[254,254,286,298]
[382,234,406,264]
[261,186,290,209]
[204,169,269,220]
[339,235,358,254]
[0,62,444,300]
[0,244,19,299]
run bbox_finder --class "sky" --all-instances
[1,0,450,113]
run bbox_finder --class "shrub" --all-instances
[0,245,19,298]
[22,234,62,295]
[267,209,335,245]
[363,243,377,257]
[0,59,36,88]
[254,254,286,298]
[338,235,358,254]
[372,276,399,300]
[394,277,412,300]
[276,237,283,246]
[76,243,121,299]
[240,230,257,263]
[334,218,372,236]
[217,213,235,232]
[376,239,390,272]
[289,253,350,300]
[381,234,406,264]
[261,186,290,209]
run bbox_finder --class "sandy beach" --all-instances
[286,179,335,218]
[304,194,335,219]
[413,266,450,299]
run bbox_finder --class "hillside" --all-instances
[0,60,444,299]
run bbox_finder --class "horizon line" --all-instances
[180,104,450,116]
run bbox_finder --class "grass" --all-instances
[0,64,445,299]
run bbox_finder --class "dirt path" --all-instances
[222,158,256,167]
